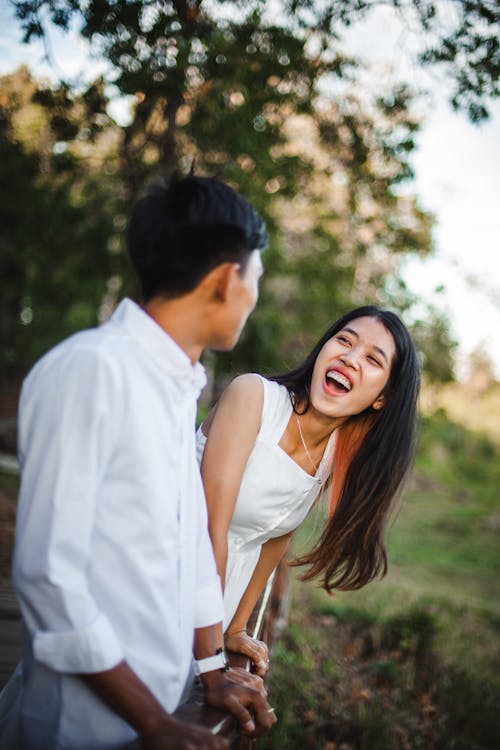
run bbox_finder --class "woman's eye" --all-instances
[368,355,382,366]
[337,335,350,344]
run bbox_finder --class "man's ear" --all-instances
[210,262,241,302]
[372,394,385,411]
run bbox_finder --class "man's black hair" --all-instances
[127,175,267,301]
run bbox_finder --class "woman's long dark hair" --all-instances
[270,306,420,593]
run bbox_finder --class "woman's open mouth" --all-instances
[324,369,352,394]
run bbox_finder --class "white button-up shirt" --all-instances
[12,298,224,749]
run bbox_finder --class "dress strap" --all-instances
[253,375,293,444]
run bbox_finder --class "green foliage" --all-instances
[411,306,458,385]
[380,607,438,663]
[262,495,500,747]
[286,0,500,121]
[436,667,500,749]
[291,407,500,690]
[4,0,478,384]
[0,67,129,380]
[423,376,500,441]
[261,589,446,748]
[416,409,500,494]
[13,1,500,121]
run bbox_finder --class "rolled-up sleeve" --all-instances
[192,471,224,629]
[14,346,124,673]
[193,577,225,629]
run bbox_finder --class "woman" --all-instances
[197,306,420,675]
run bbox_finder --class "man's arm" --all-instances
[84,661,234,750]
[193,624,277,737]
[14,348,125,673]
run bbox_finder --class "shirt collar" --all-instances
[108,298,207,394]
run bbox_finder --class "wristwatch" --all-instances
[193,647,229,676]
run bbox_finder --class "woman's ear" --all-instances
[372,394,385,411]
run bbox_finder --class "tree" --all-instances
[410,305,458,386]
[4,0,468,384]
[286,0,500,122]
[0,66,129,382]
[12,1,499,123]
[465,344,497,393]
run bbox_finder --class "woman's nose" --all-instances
[340,350,360,369]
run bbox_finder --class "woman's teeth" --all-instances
[326,370,352,391]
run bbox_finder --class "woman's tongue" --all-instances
[325,372,350,394]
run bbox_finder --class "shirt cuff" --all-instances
[194,578,224,628]
[33,612,124,673]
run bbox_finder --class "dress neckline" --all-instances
[271,428,335,481]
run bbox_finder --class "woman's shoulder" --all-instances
[228,372,264,392]
[248,375,292,438]
[228,374,289,409]
[202,374,290,442]
[221,373,265,408]
[197,374,265,458]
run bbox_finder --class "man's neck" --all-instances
[143,296,205,365]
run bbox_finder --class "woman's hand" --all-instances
[225,629,270,677]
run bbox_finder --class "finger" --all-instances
[240,642,269,673]
[242,693,277,736]
[255,656,270,677]
[249,638,268,659]
[223,693,256,735]
[251,706,278,737]
[213,735,230,750]
[251,651,269,677]
[256,639,269,660]
[240,670,266,692]
[227,667,265,692]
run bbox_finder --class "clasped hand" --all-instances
[142,668,276,750]
[225,629,270,677]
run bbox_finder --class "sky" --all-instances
[337,5,500,379]
[1,1,499,378]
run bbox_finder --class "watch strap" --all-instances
[193,648,229,675]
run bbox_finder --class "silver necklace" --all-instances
[295,412,319,474]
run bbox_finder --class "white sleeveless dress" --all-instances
[196,375,335,630]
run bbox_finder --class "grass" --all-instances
[261,411,500,748]
[1,406,499,746]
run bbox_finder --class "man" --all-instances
[10,176,275,749]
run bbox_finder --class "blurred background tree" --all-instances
[2,0,498,391]
[0,66,127,387]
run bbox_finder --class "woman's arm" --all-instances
[200,374,264,587]
[225,532,293,675]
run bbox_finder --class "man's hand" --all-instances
[201,670,277,737]
[83,661,230,749]
[225,629,270,677]
[225,666,266,690]
[141,716,228,750]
